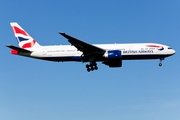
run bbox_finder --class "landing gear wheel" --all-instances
[86,62,98,72]
[94,66,98,70]
[159,63,162,66]
[90,66,93,70]
[86,64,89,68]
[90,64,93,68]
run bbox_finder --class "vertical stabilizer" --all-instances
[10,22,41,49]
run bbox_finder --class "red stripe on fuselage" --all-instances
[146,45,163,48]
[12,26,29,36]
[22,40,36,48]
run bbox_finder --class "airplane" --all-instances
[6,22,176,72]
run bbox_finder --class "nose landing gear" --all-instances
[159,58,164,67]
[86,62,98,72]
[159,62,162,66]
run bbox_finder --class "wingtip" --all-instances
[59,32,65,35]
[6,45,14,49]
[6,45,11,47]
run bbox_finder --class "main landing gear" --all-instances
[86,62,98,72]
[159,58,164,67]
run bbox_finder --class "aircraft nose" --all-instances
[173,49,176,54]
[171,49,176,55]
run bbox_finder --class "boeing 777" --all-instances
[6,22,176,72]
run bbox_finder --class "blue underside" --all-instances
[40,54,169,62]
[42,56,82,61]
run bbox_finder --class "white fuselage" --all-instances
[22,43,175,62]
[8,22,176,71]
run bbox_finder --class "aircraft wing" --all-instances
[6,45,32,53]
[59,33,105,54]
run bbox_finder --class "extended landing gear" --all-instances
[159,63,162,67]
[86,62,98,72]
[159,58,164,67]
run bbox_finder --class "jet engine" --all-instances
[103,50,122,67]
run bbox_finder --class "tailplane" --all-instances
[10,22,41,49]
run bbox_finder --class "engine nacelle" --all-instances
[103,50,121,59]
[103,50,122,67]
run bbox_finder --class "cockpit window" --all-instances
[168,47,172,49]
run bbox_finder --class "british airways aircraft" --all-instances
[6,22,175,72]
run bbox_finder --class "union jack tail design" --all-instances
[10,22,41,49]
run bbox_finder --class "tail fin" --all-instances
[10,22,41,49]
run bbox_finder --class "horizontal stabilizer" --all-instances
[6,45,32,53]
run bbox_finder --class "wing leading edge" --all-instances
[59,33,105,55]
